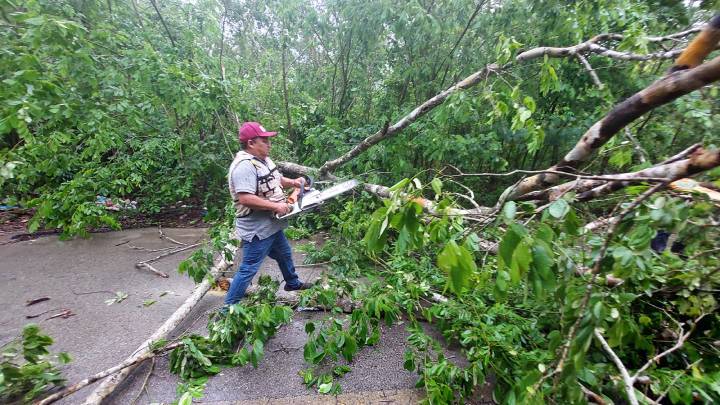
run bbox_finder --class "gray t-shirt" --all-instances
[230,159,288,242]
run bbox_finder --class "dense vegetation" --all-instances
[2,0,720,404]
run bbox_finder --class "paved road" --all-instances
[0,228,437,404]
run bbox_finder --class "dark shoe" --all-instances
[284,281,313,292]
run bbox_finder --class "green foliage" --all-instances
[357,177,720,403]
[0,325,70,403]
[168,275,292,401]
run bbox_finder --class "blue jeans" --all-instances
[224,230,301,305]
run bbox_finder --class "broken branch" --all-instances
[81,238,237,404]
[317,64,501,176]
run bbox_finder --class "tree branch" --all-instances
[552,182,667,388]
[317,64,501,176]
[507,53,720,200]
[148,0,176,48]
[594,329,639,405]
[80,238,238,404]
[508,15,720,200]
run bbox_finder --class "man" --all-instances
[224,121,312,305]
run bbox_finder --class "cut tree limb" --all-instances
[80,239,238,405]
[278,161,496,220]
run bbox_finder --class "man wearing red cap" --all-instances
[224,122,312,305]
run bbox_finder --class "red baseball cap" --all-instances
[239,122,277,142]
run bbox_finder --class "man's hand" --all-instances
[273,202,292,216]
[292,177,306,189]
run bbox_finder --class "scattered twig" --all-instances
[135,263,169,278]
[26,297,50,306]
[295,261,331,268]
[137,243,201,266]
[128,245,174,253]
[26,308,69,319]
[134,243,202,277]
[129,357,155,405]
[46,309,75,321]
[70,289,115,296]
[158,225,188,246]
[271,345,303,353]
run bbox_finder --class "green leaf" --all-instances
[389,178,410,192]
[178,392,193,405]
[510,241,531,283]
[318,382,333,394]
[342,334,358,362]
[498,224,524,269]
[437,241,476,294]
[502,201,517,223]
[548,199,569,219]
[431,178,442,195]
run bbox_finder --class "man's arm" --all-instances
[236,193,290,216]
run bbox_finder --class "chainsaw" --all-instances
[277,178,360,220]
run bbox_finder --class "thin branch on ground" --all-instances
[158,225,188,246]
[129,357,155,405]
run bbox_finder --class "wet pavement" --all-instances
[0,228,433,404]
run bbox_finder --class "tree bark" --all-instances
[506,53,720,200]
[517,147,720,202]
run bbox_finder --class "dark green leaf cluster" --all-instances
[0,324,71,403]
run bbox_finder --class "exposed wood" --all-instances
[669,15,720,72]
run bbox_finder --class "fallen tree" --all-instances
[54,12,720,405]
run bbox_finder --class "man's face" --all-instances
[247,136,271,159]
